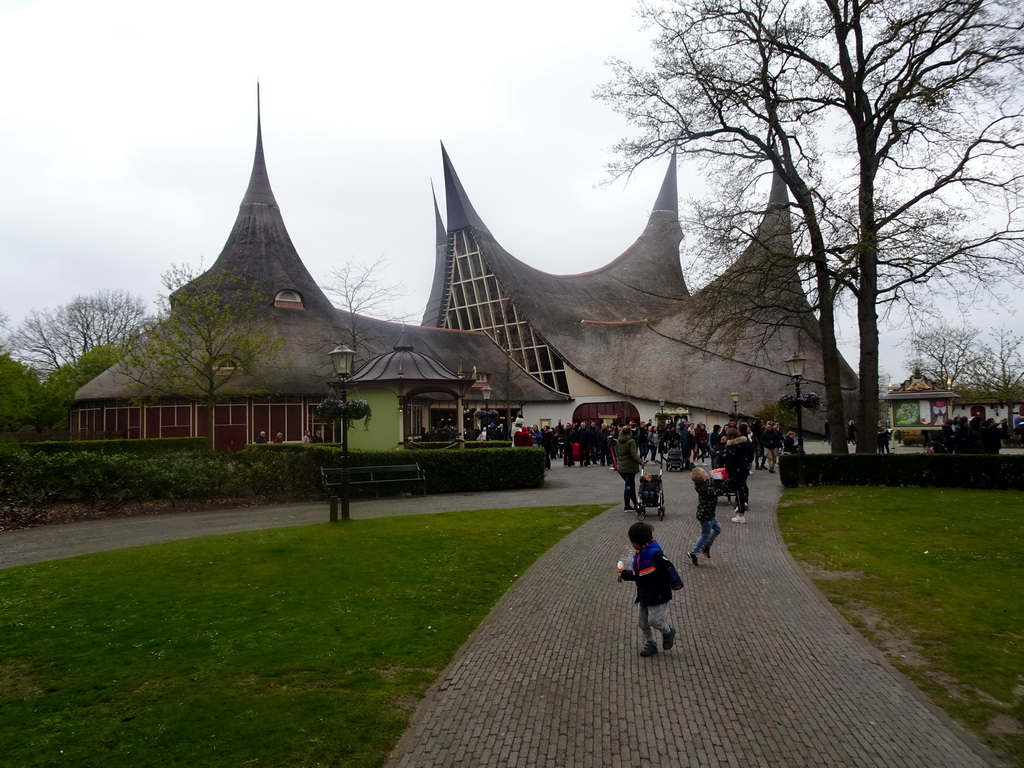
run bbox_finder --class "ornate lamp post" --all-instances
[480,385,493,439]
[328,344,355,522]
[785,353,807,486]
[730,392,740,419]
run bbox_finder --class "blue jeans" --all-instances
[692,517,721,554]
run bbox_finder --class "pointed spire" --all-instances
[652,149,678,214]
[431,181,446,248]
[421,180,454,327]
[441,142,489,232]
[241,83,279,208]
[753,169,793,249]
[192,89,336,314]
[768,168,789,209]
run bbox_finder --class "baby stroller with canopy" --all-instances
[636,468,665,521]
[665,448,684,471]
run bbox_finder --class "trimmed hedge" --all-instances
[1,443,548,524]
[779,452,1024,490]
[22,437,210,456]
[400,441,514,450]
[242,444,546,496]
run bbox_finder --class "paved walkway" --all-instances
[0,450,1001,767]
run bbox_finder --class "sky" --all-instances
[1,0,1016,384]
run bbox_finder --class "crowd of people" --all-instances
[929,415,1015,454]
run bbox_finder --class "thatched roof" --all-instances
[76,114,566,408]
[425,147,859,418]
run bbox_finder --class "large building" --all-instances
[73,108,858,448]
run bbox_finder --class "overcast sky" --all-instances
[1,0,1016,383]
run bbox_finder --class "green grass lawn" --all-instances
[0,505,603,768]
[779,486,1024,766]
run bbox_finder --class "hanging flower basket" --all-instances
[473,408,500,423]
[316,398,373,427]
[777,392,822,413]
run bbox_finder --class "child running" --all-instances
[687,467,721,565]
[616,521,684,657]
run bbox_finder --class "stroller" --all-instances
[711,467,734,503]
[665,448,685,472]
[636,468,665,521]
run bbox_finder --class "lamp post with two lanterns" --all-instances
[784,353,807,487]
[328,344,355,522]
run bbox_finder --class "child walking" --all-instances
[616,521,684,657]
[687,467,721,565]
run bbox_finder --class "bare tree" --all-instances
[10,289,150,374]
[321,256,414,352]
[598,0,1024,453]
[958,327,1024,408]
[904,321,982,387]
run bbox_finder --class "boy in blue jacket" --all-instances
[617,521,684,657]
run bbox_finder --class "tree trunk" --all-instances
[814,260,848,454]
[856,173,881,454]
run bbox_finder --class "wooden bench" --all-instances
[321,464,427,499]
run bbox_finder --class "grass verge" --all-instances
[779,486,1023,766]
[0,505,604,767]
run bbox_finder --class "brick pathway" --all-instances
[384,461,1000,767]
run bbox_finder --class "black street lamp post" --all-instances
[730,392,739,419]
[328,344,356,522]
[785,353,807,487]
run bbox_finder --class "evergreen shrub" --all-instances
[779,453,1024,490]
[23,437,209,456]
[1,443,549,525]
[242,444,545,496]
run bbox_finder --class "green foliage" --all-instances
[242,444,547,497]
[779,487,1024,762]
[33,344,125,429]
[0,446,235,521]
[753,401,788,424]
[1,443,549,525]
[778,452,1024,490]
[0,506,604,767]
[121,266,284,447]
[0,353,43,431]
[23,437,209,456]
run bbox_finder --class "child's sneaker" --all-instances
[703,548,711,559]
[639,640,659,657]
[663,627,677,650]
[688,552,699,566]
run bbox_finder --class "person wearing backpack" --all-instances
[616,521,684,657]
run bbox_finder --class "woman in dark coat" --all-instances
[724,428,754,523]
[616,427,643,512]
